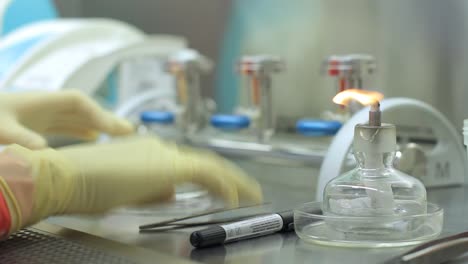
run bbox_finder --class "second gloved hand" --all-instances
[0,90,134,149]
[3,137,263,229]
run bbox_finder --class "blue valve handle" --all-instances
[140,111,175,124]
[296,119,342,136]
[211,114,250,131]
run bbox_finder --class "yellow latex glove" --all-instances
[1,137,263,232]
[0,90,134,149]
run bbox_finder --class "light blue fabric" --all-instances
[215,2,245,113]
[2,0,57,36]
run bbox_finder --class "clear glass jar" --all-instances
[322,123,427,234]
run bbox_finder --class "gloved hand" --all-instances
[0,90,134,149]
[0,137,263,234]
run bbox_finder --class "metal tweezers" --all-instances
[384,231,468,264]
[139,203,271,232]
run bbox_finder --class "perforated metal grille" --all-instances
[0,229,137,264]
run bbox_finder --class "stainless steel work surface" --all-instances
[48,182,468,264]
[1,222,196,264]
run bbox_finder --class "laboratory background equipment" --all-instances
[0,0,187,109]
[55,0,468,137]
[213,0,468,135]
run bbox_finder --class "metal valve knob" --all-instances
[324,54,376,91]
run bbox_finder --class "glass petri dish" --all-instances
[294,201,443,248]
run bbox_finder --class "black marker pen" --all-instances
[190,210,320,248]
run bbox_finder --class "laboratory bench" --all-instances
[42,182,468,264]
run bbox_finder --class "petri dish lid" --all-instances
[140,111,175,124]
[296,119,342,136]
[211,114,250,130]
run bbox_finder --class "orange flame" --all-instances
[333,89,384,107]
